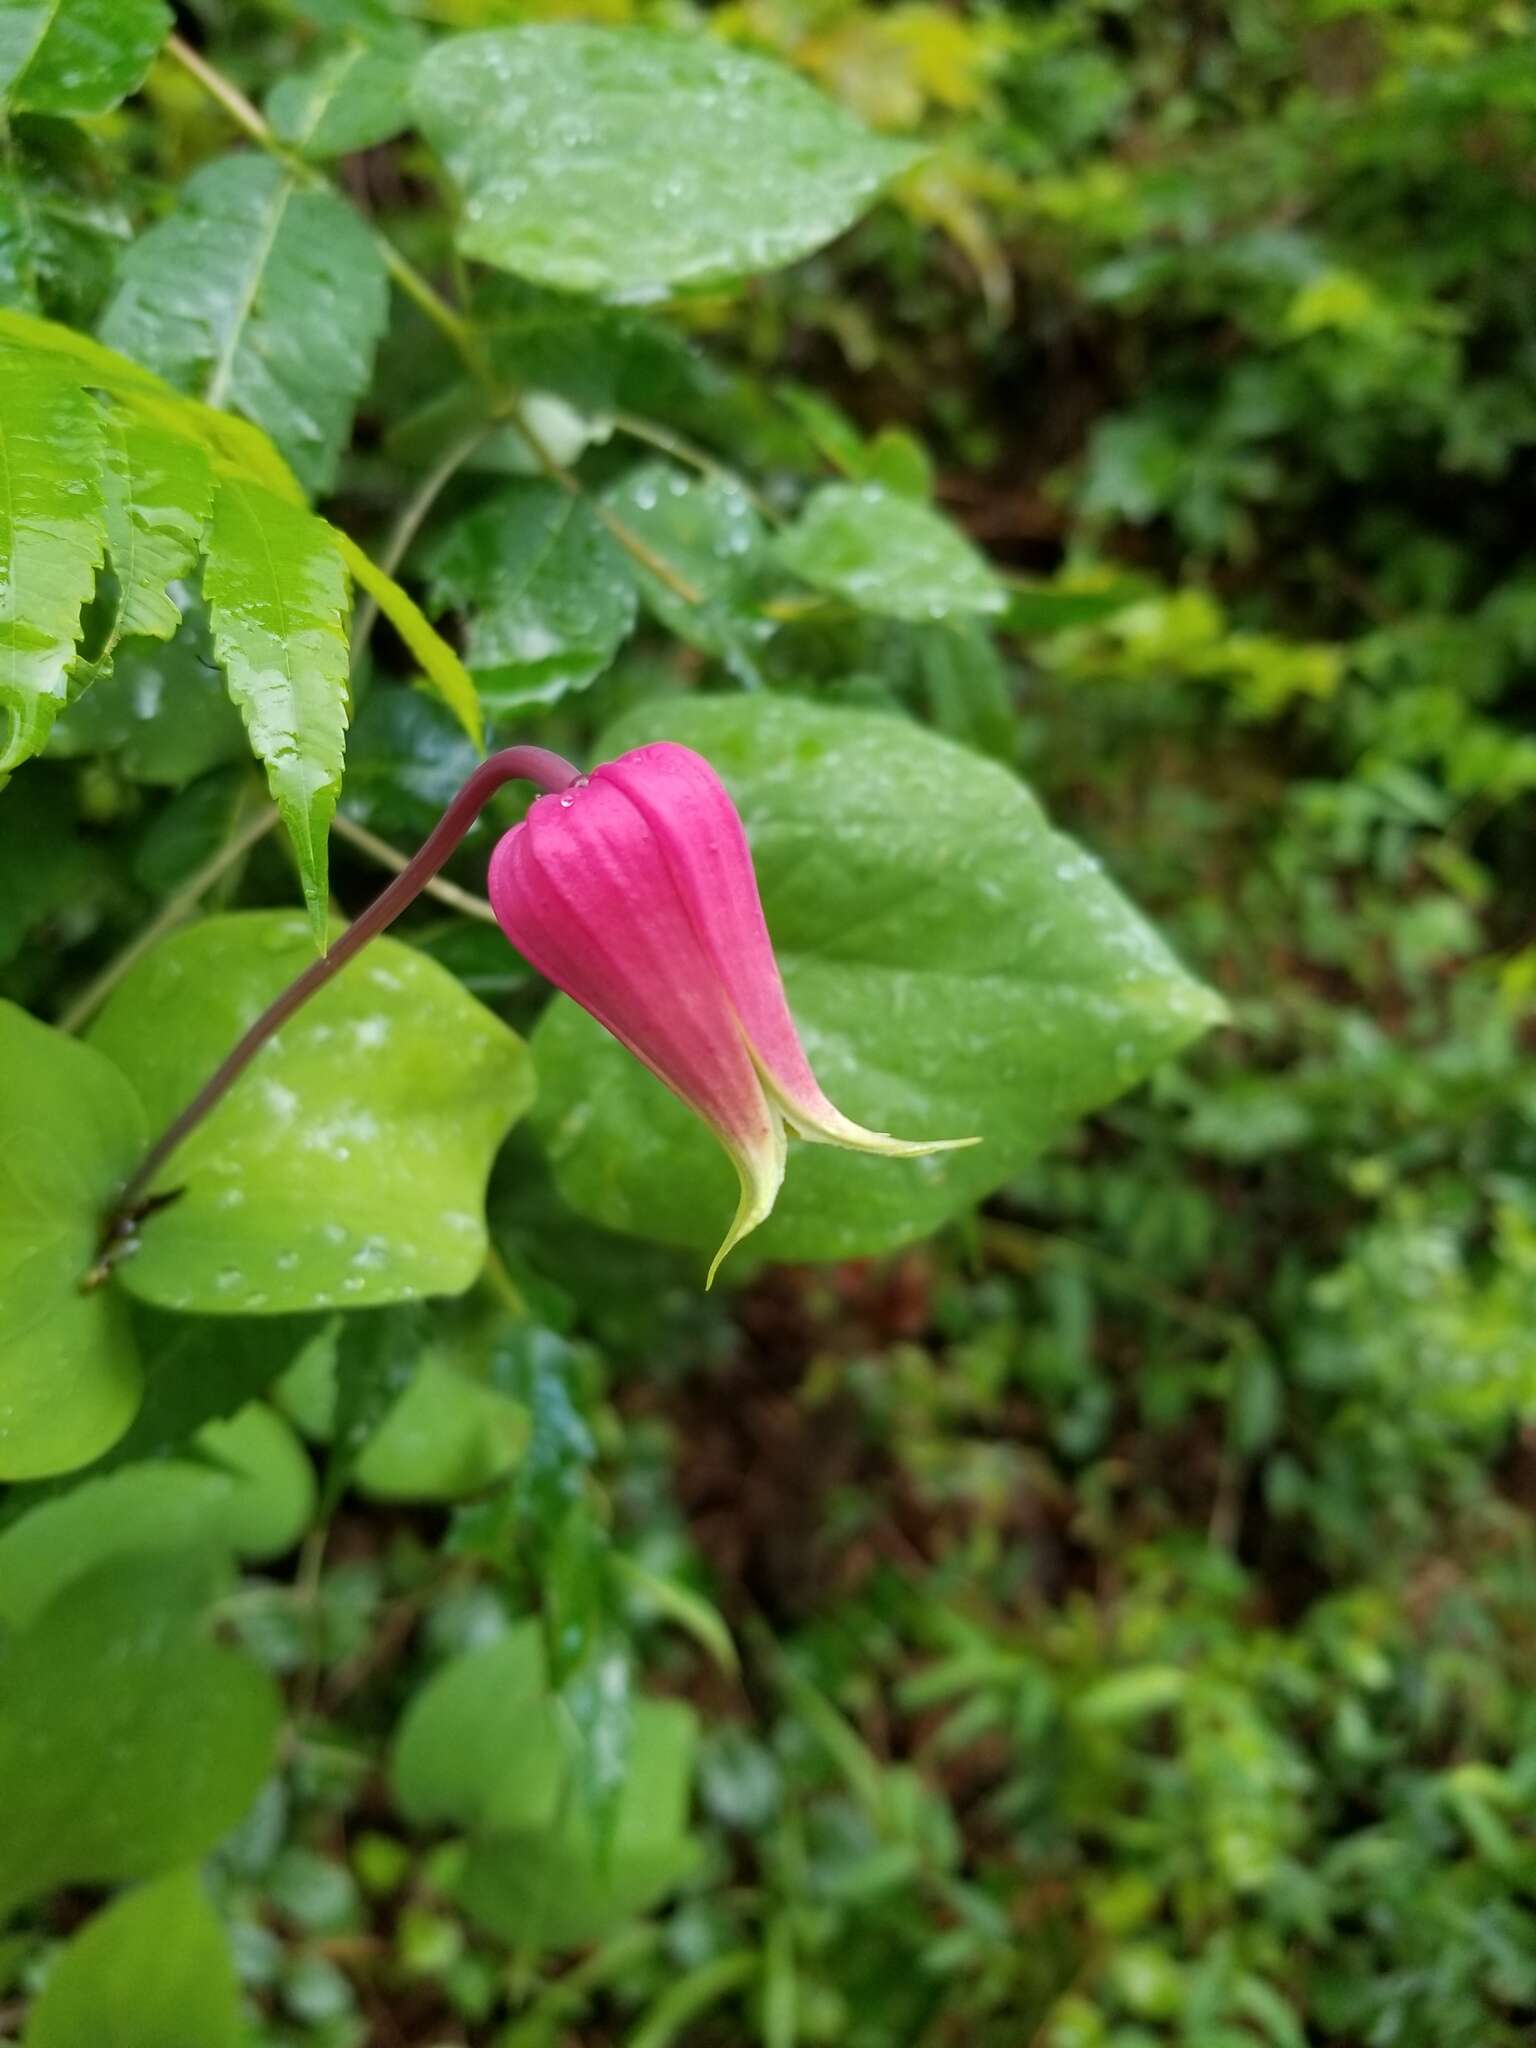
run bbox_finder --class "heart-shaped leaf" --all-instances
[0,1002,146,1481]
[87,913,534,1315]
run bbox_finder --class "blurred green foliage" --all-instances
[5,0,1536,2044]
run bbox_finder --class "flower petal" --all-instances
[488,776,785,1281]
[599,742,978,1161]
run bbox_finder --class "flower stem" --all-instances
[95,746,580,1268]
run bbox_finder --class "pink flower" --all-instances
[489,741,977,1283]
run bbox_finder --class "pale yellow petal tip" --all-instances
[789,1105,983,1159]
[706,1121,787,1290]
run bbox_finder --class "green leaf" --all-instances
[457,1703,700,1950]
[391,1624,700,1949]
[0,0,170,116]
[0,308,306,503]
[86,911,535,1314]
[331,525,484,749]
[266,39,414,160]
[392,1622,559,1833]
[0,1408,311,1630]
[202,475,350,941]
[325,1303,428,1509]
[100,153,388,496]
[0,1550,281,1917]
[275,1305,528,1503]
[775,483,1007,622]
[0,128,130,326]
[422,482,637,715]
[48,600,248,786]
[96,399,213,647]
[532,697,1226,1268]
[0,349,105,771]
[601,461,772,684]
[196,1401,316,1559]
[412,25,919,298]
[22,1869,243,2048]
[0,1001,145,1481]
[108,1307,321,1461]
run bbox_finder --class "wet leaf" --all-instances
[391,1623,699,1949]
[423,481,637,715]
[87,912,534,1315]
[601,461,772,684]
[775,482,1006,622]
[95,401,213,648]
[202,477,350,943]
[101,153,388,495]
[413,26,919,298]
[333,526,483,749]
[266,39,414,160]
[275,1307,528,1503]
[0,1001,145,1481]
[0,0,169,116]
[0,349,105,771]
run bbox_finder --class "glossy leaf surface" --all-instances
[266,40,413,159]
[203,477,351,943]
[424,481,637,714]
[776,481,1008,622]
[88,913,534,1315]
[0,1002,145,1481]
[0,0,169,116]
[413,26,918,298]
[0,350,104,770]
[101,153,388,495]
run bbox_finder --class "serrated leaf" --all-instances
[96,399,213,646]
[0,131,130,325]
[0,1000,145,1481]
[266,38,414,159]
[413,25,920,298]
[203,474,350,941]
[775,482,1007,622]
[0,349,105,770]
[101,153,388,496]
[0,308,306,502]
[0,0,170,116]
[86,911,535,1314]
[601,461,771,684]
[422,481,636,715]
[22,1868,243,2048]
[332,526,483,748]
[49,598,247,786]
[0,1551,280,1917]
[532,696,1226,1268]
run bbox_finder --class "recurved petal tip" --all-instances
[706,1112,788,1290]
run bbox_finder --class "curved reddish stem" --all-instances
[98,746,580,1256]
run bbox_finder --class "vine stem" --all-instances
[93,746,580,1270]
[161,33,703,608]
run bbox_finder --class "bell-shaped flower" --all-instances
[489,741,977,1283]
